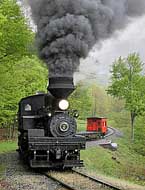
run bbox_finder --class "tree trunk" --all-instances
[11,118,16,139]
[130,112,135,141]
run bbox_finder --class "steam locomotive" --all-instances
[18,77,86,168]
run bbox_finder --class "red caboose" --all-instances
[87,117,107,136]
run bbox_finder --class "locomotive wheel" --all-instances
[50,113,77,137]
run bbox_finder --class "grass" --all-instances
[77,119,86,132]
[0,141,17,154]
[81,131,145,186]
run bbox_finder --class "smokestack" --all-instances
[48,77,75,99]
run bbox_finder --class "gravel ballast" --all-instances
[0,152,65,190]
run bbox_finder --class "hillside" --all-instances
[81,135,145,186]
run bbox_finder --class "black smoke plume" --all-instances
[28,0,145,77]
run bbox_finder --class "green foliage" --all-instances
[77,119,86,132]
[0,0,48,126]
[91,84,112,117]
[70,82,128,130]
[0,56,47,125]
[0,0,33,61]
[69,82,116,121]
[108,53,145,116]
[69,82,92,120]
[107,53,145,140]
[106,97,130,129]
[133,116,145,156]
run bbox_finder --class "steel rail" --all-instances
[105,126,115,138]
[77,126,115,140]
[44,172,76,190]
[44,169,122,190]
[72,170,122,190]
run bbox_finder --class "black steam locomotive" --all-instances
[18,77,86,168]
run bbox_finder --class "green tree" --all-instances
[0,56,47,126]
[107,53,145,141]
[69,82,92,120]
[0,0,47,127]
[91,84,111,117]
[0,0,33,61]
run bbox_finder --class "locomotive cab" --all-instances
[18,77,86,168]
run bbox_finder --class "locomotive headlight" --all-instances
[59,99,69,110]
[48,112,52,117]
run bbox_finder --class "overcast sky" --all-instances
[74,15,145,85]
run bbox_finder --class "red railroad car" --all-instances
[87,117,107,136]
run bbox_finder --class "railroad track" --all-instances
[105,127,115,138]
[44,169,122,190]
[44,172,75,190]
[77,126,116,141]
